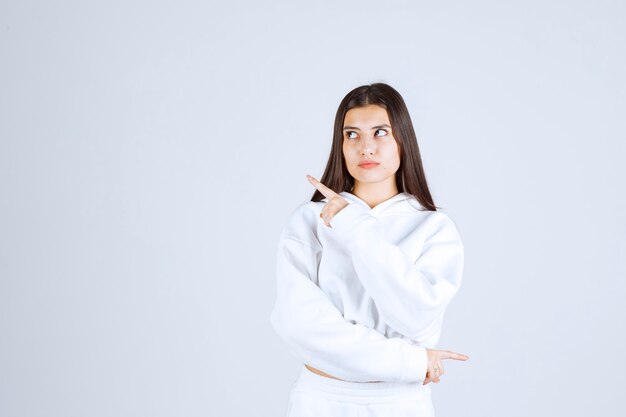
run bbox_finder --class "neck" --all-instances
[351,181,399,209]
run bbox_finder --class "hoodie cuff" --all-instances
[403,344,429,384]
[330,201,371,246]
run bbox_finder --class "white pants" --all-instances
[284,365,436,417]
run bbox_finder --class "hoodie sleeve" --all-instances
[329,201,464,340]
[269,206,429,383]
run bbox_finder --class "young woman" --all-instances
[270,83,469,416]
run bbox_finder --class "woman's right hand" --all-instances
[423,348,469,385]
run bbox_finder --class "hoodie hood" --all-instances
[320,191,416,214]
[339,191,410,208]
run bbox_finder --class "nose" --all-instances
[359,135,376,156]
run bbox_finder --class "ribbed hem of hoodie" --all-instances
[294,365,431,401]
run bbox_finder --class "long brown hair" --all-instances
[310,82,439,211]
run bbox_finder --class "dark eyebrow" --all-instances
[343,124,391,131]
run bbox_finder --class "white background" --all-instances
[1,1,624,416]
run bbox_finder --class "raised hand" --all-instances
[423,348,469,385]
[306,174,349,228]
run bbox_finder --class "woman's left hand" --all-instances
[306,174,349,228]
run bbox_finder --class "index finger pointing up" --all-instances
[306,175,339,200]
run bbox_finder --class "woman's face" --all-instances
[342,104,401,189]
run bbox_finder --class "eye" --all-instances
[375,129,388,137]
[345,131,358,139]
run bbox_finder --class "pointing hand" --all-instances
[306,175,349,228]
[423,348,469,385]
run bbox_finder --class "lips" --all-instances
[358,161,380,167]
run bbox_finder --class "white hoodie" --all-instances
[270,191,464,384]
